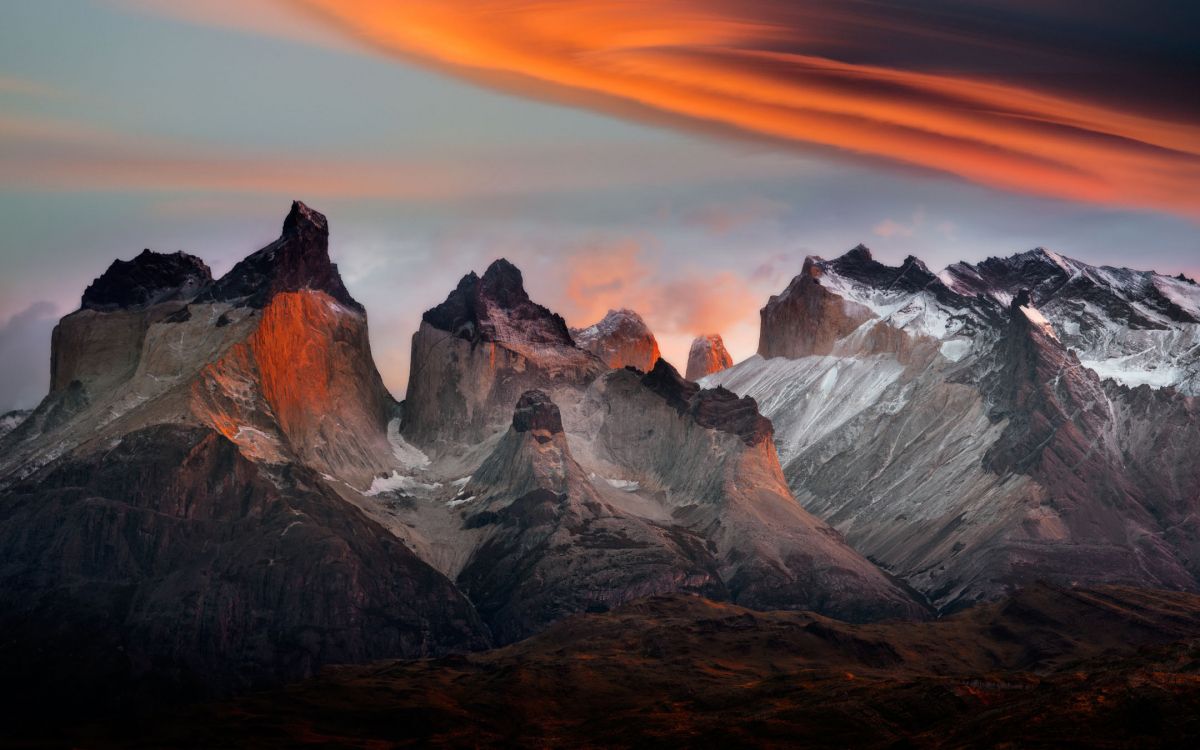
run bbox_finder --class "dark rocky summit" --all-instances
[201,201,362,312]
[81,249,212,311]
[423,258,574,347]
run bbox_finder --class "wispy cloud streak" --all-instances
[282,0,1200,217]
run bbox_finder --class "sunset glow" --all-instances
[296,0,1200,216]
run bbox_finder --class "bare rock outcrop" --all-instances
[571,308,661,372]
[758,251,877,359]
[685,333,733,381]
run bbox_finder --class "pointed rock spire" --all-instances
[202,201,362,312]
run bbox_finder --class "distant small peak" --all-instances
[685,333,733,381]
[843,244,873,262]
[282,200,328,237]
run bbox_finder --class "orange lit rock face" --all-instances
[685,334,733,381]
[192,290,393,481]
[571,309,661,373]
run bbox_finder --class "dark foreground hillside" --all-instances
[28,583,1200,749]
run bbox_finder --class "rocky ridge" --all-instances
[708,244,1200,610]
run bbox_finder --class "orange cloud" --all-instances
[286,0,1200,218]
[544,239,762,370]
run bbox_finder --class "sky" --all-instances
[1,0,1198,410]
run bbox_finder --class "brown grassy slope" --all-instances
[67,584,1200,748]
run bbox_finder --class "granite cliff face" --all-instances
[685,333,733,381]
[709,245,1200,610]
[570,308,661,372]
[0,203,489,707]
[402,259,605,452]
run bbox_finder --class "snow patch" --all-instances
[388,418,430,469]
[1020,306,1058,340]
[708,354,906,464]
[1078,358,1185,390]
[604,478,641,492]
[939,339,972,362]
[366,471,442,496]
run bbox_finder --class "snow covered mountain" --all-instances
[707,245,1200,610]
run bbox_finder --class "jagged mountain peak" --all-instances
[81,249,212,311]
[281,199,328,237]
[840,243,874,263]
[478,258,527,304]
[202,201,362,312]
[422,258,575,348]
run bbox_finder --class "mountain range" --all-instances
[2,203,1198,744]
